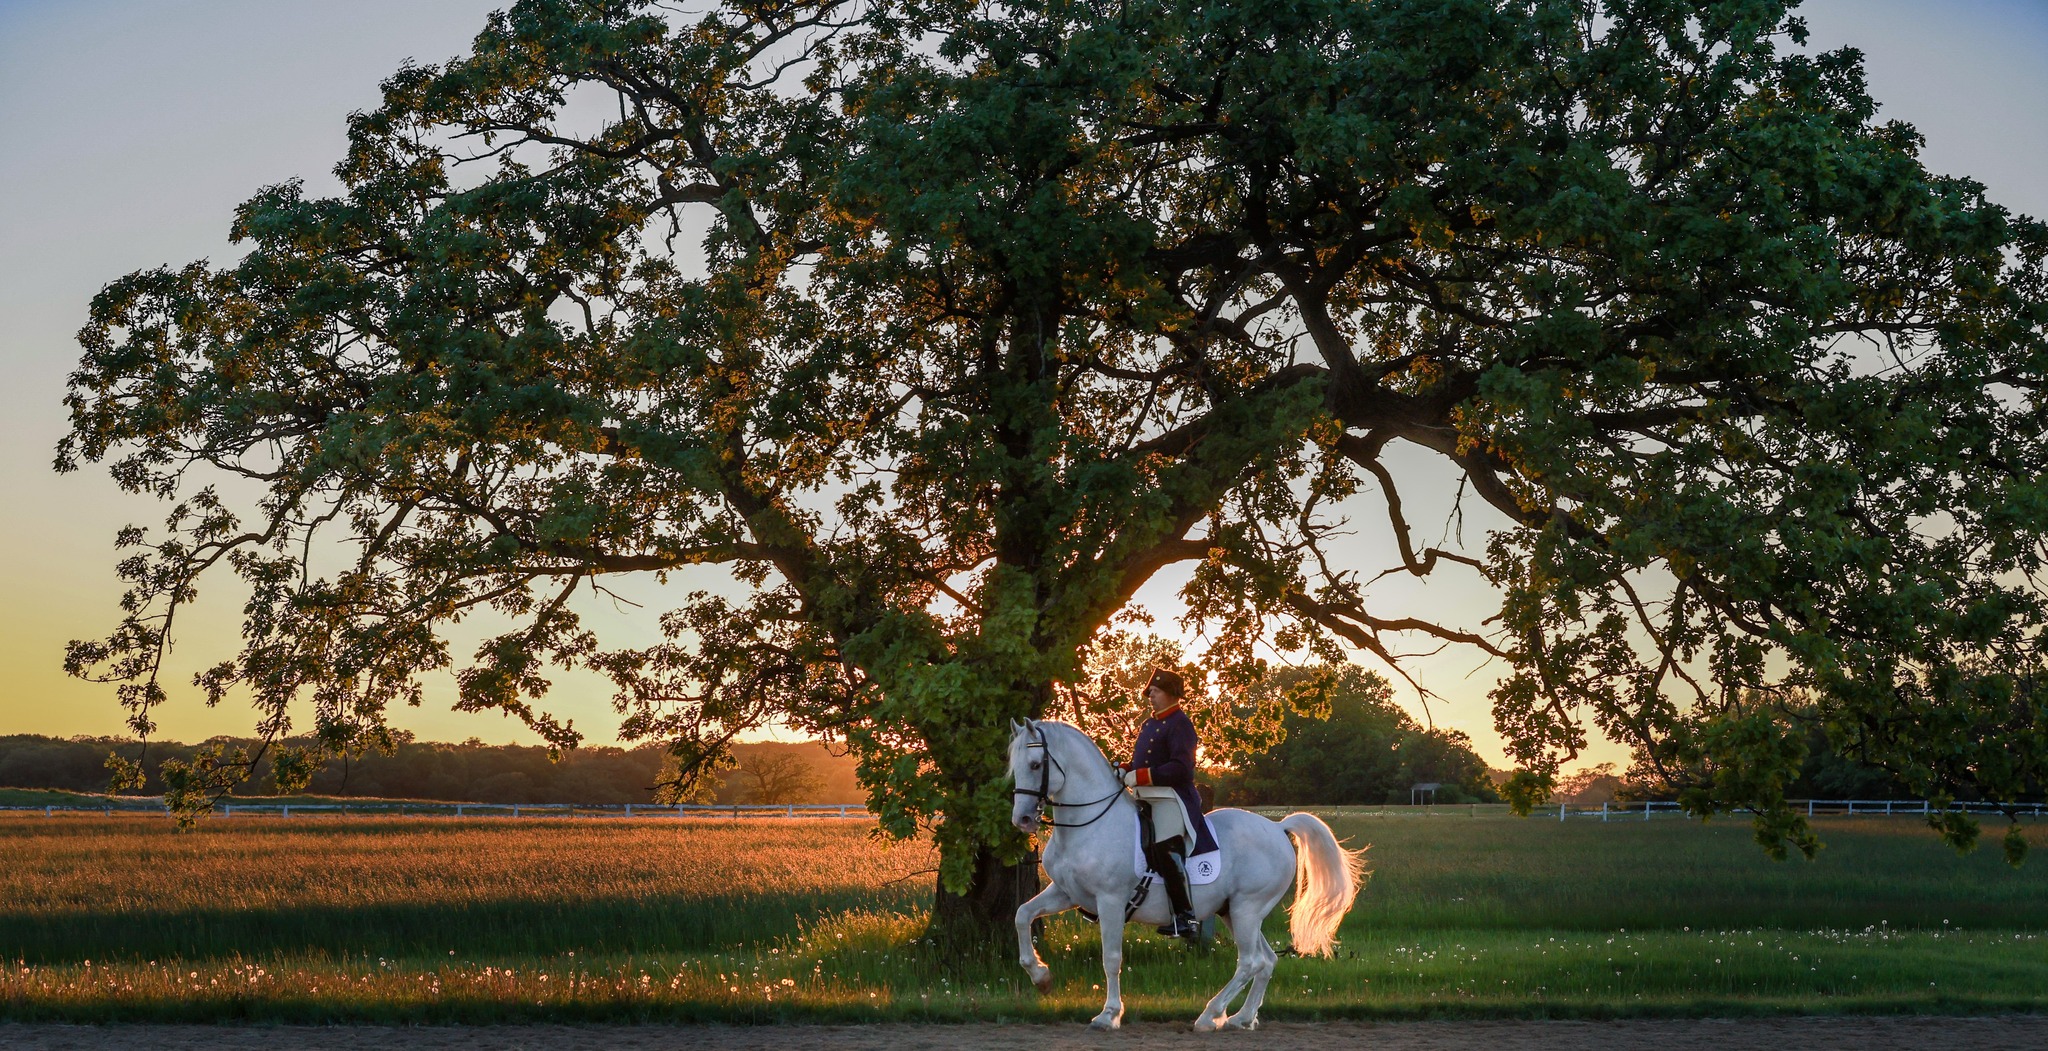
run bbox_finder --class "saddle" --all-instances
[1132,785,1191,845]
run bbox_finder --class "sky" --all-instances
[1,0,2044,766]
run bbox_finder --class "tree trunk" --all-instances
[926,840,1041,956]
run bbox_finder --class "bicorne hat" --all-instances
[1147,668,1186,699]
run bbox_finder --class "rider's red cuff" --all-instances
[1133,767,1152,786]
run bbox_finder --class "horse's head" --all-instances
[1008,718,1054,834]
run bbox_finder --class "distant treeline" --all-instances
[0,735,864,805]
[1205,666,1504,807]
[11,718,1976,810]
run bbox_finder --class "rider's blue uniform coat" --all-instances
[1123,706,1218,855]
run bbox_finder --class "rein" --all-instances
[1013,723,1124,828]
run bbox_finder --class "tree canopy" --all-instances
[60,0,2048,935]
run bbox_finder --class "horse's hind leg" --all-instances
[1192,892,1284,1032]
[1219,899,1282,1030]
[1015,883,1073,994]
[1192,908,1257,1032]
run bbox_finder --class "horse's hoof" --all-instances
[1222,1016,1259,1031]
[1192,1016,1223,1033]
[1032,973,1053,994]
[1088,1012,1123,1030]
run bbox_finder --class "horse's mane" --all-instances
[1028,718,1107,760]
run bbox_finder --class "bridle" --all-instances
[1012,722,1124,828]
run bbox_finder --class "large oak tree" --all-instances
[61,0,2048,942]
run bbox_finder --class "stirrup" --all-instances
[1157,913,1201,939]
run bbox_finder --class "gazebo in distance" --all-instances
[1409,782,1443,806]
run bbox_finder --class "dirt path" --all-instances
[4,1018,2045,1051]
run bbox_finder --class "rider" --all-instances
[1117,668,1213,940]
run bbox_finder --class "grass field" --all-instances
[0,812,2043,1022]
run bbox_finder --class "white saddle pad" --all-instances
[1131,810,1221,885]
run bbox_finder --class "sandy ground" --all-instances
[3,1018,2046,1051]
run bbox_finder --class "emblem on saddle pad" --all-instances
[1130,810,1223,885]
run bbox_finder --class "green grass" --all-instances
[1,813,2043,1022]
[1332,811,2048,931]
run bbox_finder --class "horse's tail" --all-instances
[1278,812,1368,958]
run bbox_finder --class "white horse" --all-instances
[1008,718,1365,1030]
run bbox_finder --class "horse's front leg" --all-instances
[1015,882,1073,994]
[1089,891,1128,1029]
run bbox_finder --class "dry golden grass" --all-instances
[0,816,935,962]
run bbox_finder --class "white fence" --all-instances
[1242,799,2048,822]
[0,802,872,820]
[1548,799,2047,822]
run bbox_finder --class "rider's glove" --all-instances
[1119,767,1143,789]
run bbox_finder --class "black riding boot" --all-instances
[1149,837,1202,940]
